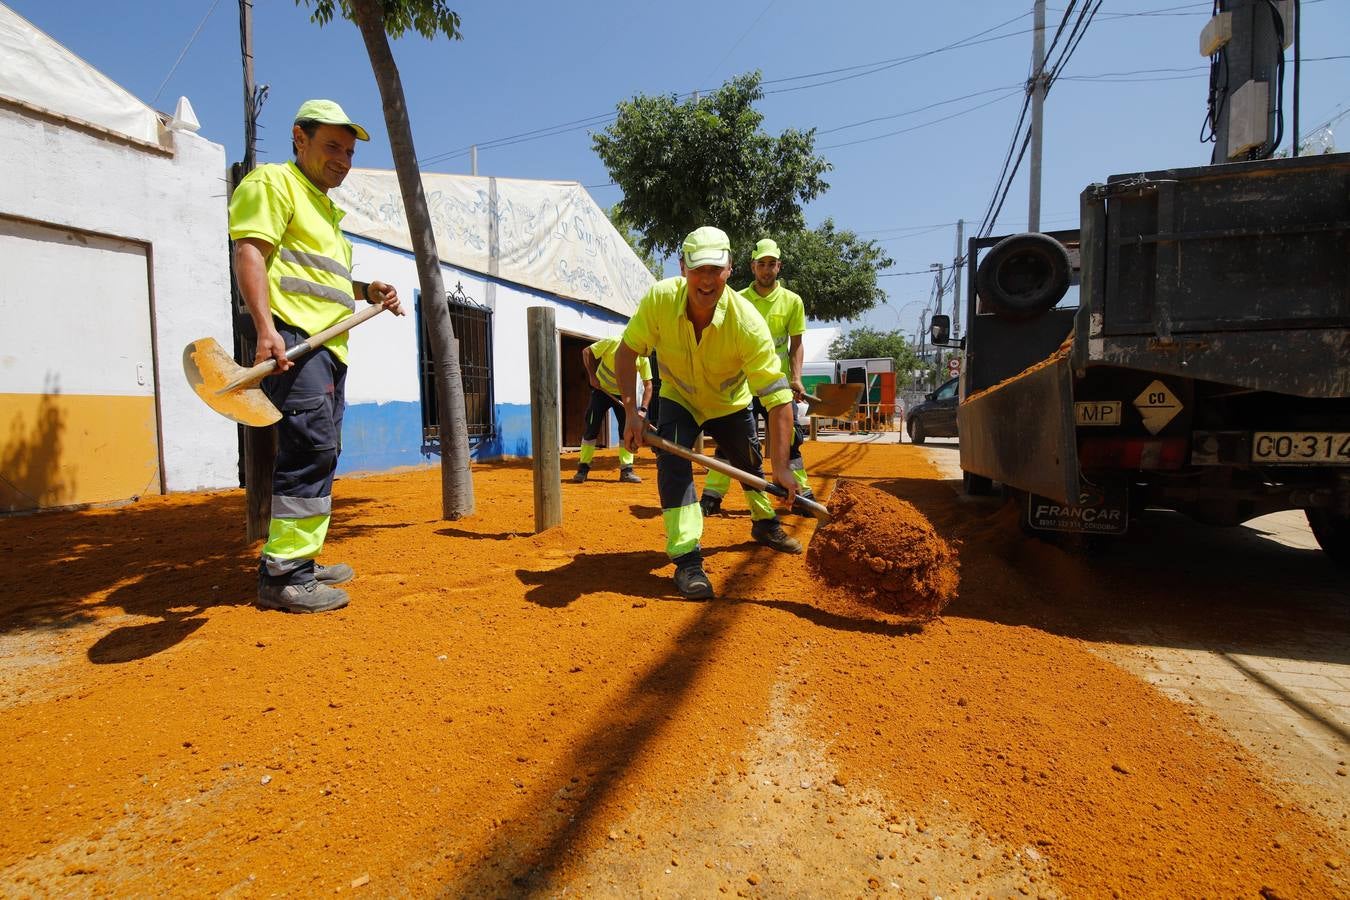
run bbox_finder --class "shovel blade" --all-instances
[803,382,863,418]
[183,338,281,427]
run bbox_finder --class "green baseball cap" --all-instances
[752,238,781,261]
[294,99,370,141]
[682,226,732,268]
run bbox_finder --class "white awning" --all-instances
[333,169,653,318]
[0,3,162,147]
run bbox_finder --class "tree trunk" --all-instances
[348,0,475,519]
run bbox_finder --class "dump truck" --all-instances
[929,150,1350,564]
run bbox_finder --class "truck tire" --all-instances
[963,471,993,496]
[909,418,927,445]
[1306,508,1350,568]
[975,232,1071,322]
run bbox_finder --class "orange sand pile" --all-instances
[805,480,958,619]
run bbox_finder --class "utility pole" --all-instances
[1028,0,1047,232]
[234,0,273,542]
[951,218,964,341]
[1206,0,1284,163]
[931,262,945,374]
[470,144,478,176]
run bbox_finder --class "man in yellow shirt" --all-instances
[570,336,653,483]
[701,237,816,516]
[616,226,802,600]
[229,99,403,614]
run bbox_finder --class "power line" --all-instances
[151,0,223,104]
[819,89,1023,151]
[817,83,1022,136]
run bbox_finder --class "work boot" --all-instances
[618,466,642,484]
[751,518,802,554]
[570,464,590,484]
[256,579,349,614]
[673,559,714,600]
[699,495,722,517]
[315,562,354,585]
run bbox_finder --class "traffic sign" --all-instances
[946,357,962,376]
[1132,380,1181,434]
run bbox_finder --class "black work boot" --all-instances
[570,464,590,484]
[618,466,642,484]
[672,554,714,599]
[751,518,802,554]
[699,494,723,517]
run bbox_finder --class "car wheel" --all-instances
[975,232,1071,322]
[909,418,926,445]
[1307,508,1350,568]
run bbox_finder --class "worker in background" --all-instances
[616,226,802,600]
[700,238,817,516]
[571,336,653,483]
[229,99,403,614]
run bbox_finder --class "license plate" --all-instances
[1251,432,1350,465]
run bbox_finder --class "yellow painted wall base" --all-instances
[0,393,160,512]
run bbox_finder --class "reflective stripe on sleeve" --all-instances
[756,377,790,398]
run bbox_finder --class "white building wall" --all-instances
[0,105,235,492]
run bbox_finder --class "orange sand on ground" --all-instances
[806,479,958,620]
[0,443,1344,896]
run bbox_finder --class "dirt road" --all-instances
[1,441,1346,897]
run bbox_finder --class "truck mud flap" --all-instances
[1027,482,1129,536]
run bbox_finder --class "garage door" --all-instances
[0,217,161,511]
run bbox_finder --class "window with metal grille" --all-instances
[416,282,495,454]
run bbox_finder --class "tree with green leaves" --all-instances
[732,220,894,322]
[593,72,830,261]
[297,0,474,519]
[607,205,663,279]
[828,326,922,376]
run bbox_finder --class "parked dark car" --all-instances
[906,376,959,444]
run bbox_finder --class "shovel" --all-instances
[642,427,832,523]
[801,382,862,418]
[183,304,387,426]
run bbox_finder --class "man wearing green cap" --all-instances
[700,237,816,516]
[615,226,802,600]
[228,99,403,614]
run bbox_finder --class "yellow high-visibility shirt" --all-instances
[589,336,652,397]
[741,283,806,377]
[622,277,792,423]
[228,161,357,363]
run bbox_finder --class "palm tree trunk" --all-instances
[348,0,474,519]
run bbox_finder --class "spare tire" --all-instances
[976,232,1071,321]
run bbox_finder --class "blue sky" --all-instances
[11,0,1348,338]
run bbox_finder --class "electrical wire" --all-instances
[152,0,223,104]
[819,89,1023,151]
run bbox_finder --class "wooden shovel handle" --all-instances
[219,303,387,394]
[642,427,831,523]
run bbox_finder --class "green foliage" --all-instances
[592,72,830,259]
[828,326,921,375]
[732,219,894,322]
[297,0,461,40]
[607,205,663,279]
